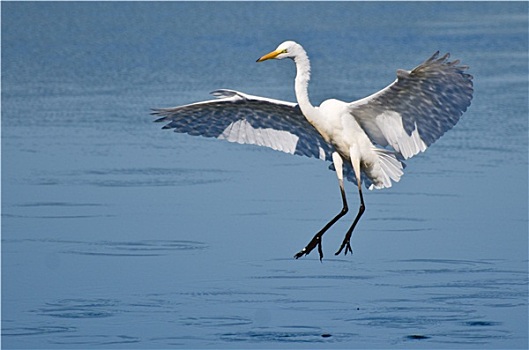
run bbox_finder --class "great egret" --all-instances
[152,41,473,260]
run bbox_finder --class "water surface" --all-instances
[2,2,528,349]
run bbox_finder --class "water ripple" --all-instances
[49,334,141,346]
[252,274,374,281]
[3,238,207,257]
[180,316,253,327]
[32,295,182,321]
[34,298,120,319]
[30,167,234,187]
[65,239,207,257]
[339,258,527,346]
[219,326,345,344]
[14,201,103,208]
[2,325,75,337]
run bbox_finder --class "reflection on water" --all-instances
[2,1,528,349]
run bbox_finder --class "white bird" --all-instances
[152,41,473,260]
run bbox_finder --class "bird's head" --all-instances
[256,41,302,62]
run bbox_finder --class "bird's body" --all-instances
[311,97,397,189]
[153,41,473,260]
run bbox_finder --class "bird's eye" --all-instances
[281,49,288,54]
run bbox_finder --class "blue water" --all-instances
[2,2,527,349]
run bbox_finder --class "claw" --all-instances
[294,237,323,260]
[317,241,324,262]
[335,240,353,256]
[344,242,353,255]
[294,248,307,259]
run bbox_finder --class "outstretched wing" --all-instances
[152,89,334,161]
[349,52,473,159]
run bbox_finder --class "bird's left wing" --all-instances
[152,89,333,161]
[348,52,473,159]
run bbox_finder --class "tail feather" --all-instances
[369,149,405,190]
[328,148,405,190]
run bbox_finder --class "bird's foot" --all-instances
[294,235,324,261]
[335,240,353,256]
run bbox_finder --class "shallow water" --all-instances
[2,2,528,349]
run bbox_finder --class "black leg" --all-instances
[335,185,365,256]
[294,180,348,261]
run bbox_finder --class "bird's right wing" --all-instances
[152,89,334,161]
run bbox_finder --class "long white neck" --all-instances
[293,50,318,122]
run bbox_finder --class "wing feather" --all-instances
[349,52,473,159]
[152,89,334,161]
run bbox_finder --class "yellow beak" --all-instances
[256,50,281,62]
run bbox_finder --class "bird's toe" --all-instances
[294,248,308,259]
